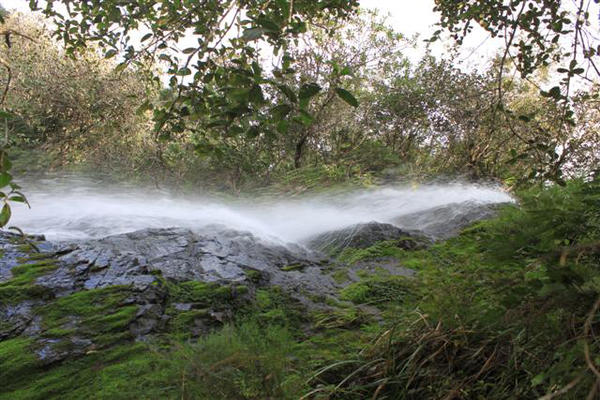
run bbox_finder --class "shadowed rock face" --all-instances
[33,225,335,297]
[305,221,428,256]
[304,202,502,255]
[393,201,501,240]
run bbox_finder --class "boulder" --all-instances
[393,201,500,240]
[306,221,427,256]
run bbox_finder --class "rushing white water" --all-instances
[9,176,513,243]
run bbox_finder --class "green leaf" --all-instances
[249,84,265,105]
[299,83,321,100]
[105,49,118,59]
[251,61,262,76]
[257,17,280,33]
[136,100,153,116]
[531,373,546,386]
[518,115,531,122]
[0,110,15,120]
[294,109,314,126]
[276,119,289,134]
[0,172,11,188]
[271,104,292,120]
[115,62,128,73]
[0,203,11,227]
[206,119,229,128]
[2,156,11,171]
[542,86,562,100]
[246,126,259,138]
[242,28,264,42]
[176,67,192,76]
[8,195,26,203]
[229,88,250,102]
[278,85,297,103]
[335,87,359,107]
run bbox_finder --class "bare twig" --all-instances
[0,29,38,44]
[0,57,11,107]
[584,296,600,380]
[538,374,584,400]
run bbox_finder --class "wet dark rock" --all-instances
[36,336,93,365]
[40,225,335,296]
[0,301,41,339]
[0,224,339,360]
[393,201,501,240]
[306,221,427,256]
[173,303,193,311]
[130,303,166,338]
[0,232,31,283]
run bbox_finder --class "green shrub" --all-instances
[309,179,600,399]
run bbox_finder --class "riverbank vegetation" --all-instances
[1,1,600,399]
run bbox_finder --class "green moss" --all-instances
[169,309,210,333]
[2,319,314,400]
[249,287,307,328]
[302,327,373,368]
[245,269,262,282]
[337,240,408,264]
[331,268,350,284]
[281,262,305,271]
[0,343,154,400]
[0,338,38,384]
[355,269,371,279]
[235,285,249,295]
[166,280,237,305]
[340,276,414,305]
[16,251,55,263]
[38,286,137,347]
[0,260,58,304]
[255,288,276,308]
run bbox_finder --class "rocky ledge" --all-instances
[0,200,502,365]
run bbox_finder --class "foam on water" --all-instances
[9,177,514,243]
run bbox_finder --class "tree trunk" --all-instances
[294,133,309,169]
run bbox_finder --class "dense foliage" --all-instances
[310,178,600,399]
[14,0,598,187]
[0,14,159,171]
[0,1,599,399]
[29,0,360,158]
[3,9,598,189]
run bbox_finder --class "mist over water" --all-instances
[10,176,514,243]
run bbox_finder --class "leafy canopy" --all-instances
[29,0,359,141]
[432,0,600,104]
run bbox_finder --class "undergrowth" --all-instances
[3,179,600,399]
[306,179,600,399]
